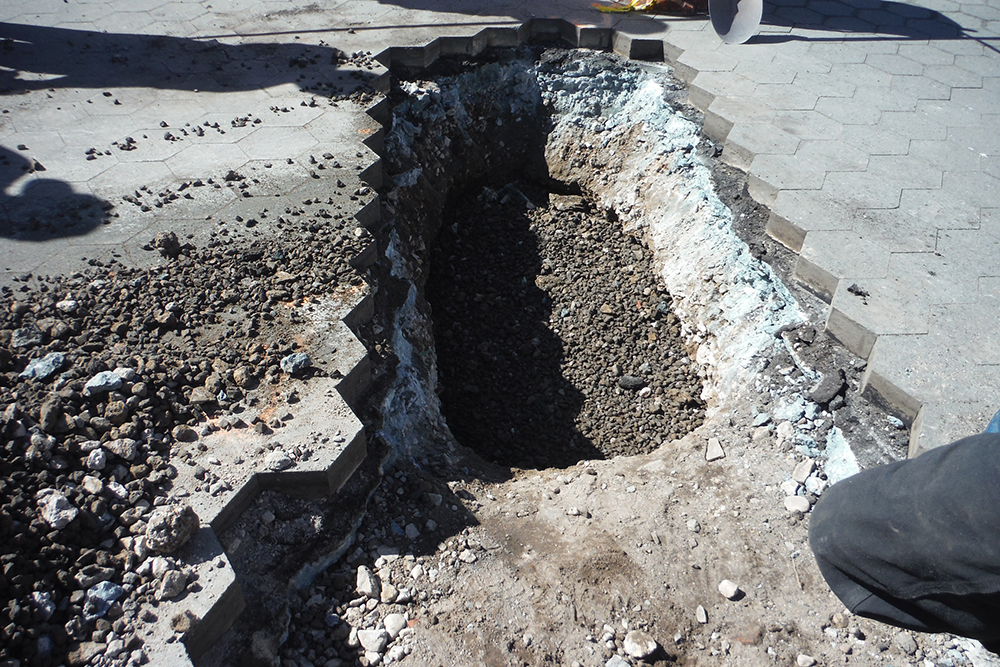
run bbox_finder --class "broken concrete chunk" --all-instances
[706,437,725,461]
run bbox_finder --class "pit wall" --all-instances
[379,50,821,467]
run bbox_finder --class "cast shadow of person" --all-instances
[0,22,379,96]
[0,22,380,242]
[752,0,987,45]
[0,146,109,240]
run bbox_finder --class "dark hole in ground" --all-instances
[426,178,707,469]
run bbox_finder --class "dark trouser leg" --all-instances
[809,439,1000,649]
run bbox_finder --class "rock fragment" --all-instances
[280,352,312,374]
[623,630,658,659]
[145,504,199,553]
[20,352,65,381]
[84,371,123,395]
[784,496,811,513]
[356,565,381,599]
[265,449,293,471]
[705,437,725,461]
[36,489,78,529]
[719,579,741,600]
[357,628,389,653]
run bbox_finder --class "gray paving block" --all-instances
[747,152,828,203]
[828,273,931,348]
[766,189,853,252]
[807,42,867,64]
[754,82,819,110]
[828,62,893,87]
[792,70,857,98]
[822,170,902,209]
[899,187,981,231]
[886,250,982,307]
[866,53,925,76]
[837,123,910,155]
[771,109,844,140]
[703,96,776,143]
[908,138,983,172]
[889,74,953,101]
[861,334,960,417]
[688,71,758,111]
[940,171,1000,208]
[795,138,869,172]
[721,122,799,171]
[798,229,892,287]
[849,85,917,112]
[866,154,943,189]
[851,206,938,253]
[910,399,996,457]
[897,42,956,66]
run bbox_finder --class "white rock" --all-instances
[84,371,123,395]
[87,448,107,471]
[718,579,741,600]
[36,489,78,529]
[776,421,796,443]
[784,496,811,513]
[805,475,828,495]
[150,557,172,580]
[566,507,581,516]
[105,639,125,659]
[81,476,103,495]
[624,630,658,659]
[686,519,701,533]
[458,549,477,563]
[385,645,407,663]
[705,438,725,461]
[696,605,708,624]
[264,450,293,471]
[797,654,817,666]
[384,613,407,639]
[356,566,381,599]
[792,459,816,484]
[357,628,390,653]
[113,367,137,382]
[56,298,78,313]
[409,565,424,580]
[380,583,399,604]
[157,570,187,600]
[365,651,382,666]
[780,479,800,496]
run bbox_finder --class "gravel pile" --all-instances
[0,197,372,666]
[427,184,705,468]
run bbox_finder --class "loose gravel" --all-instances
[427,184,705,468]
[0,194,372,666]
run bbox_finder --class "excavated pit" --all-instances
[427,183,706,469]
[203,46,925,667]
[378,47,802,470]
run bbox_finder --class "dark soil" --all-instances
[427,183,706,469]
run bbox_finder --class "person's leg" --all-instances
[809,435,1000,648]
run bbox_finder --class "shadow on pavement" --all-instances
[0,22,378,94]
[0,22,380,243]
[0,146,108,241]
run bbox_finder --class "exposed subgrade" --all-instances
[378,47,820,469]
